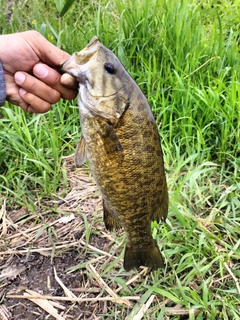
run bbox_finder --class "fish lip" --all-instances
[75,42,101,65]
[56,62,67,75]
[58,55,83,81]
[86,36,100,48]
[57,59,76,75]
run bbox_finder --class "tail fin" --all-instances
[123,239,164,271]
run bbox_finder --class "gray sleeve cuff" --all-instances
[0,61,6,107]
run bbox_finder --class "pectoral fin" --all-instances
[103,123,123,154]
[74,136,87,167]
[95,120,123,154]
[86,93,129,125]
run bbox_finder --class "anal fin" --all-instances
[151,183,169,222]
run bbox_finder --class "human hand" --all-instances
[0,30,78,113]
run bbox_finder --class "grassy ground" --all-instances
[0,0,239,319]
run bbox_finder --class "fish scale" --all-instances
[61,37,168,271]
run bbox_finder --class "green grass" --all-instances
[0,0,239,318]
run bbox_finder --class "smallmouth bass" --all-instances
[61,37,168,271]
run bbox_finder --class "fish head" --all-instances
[60,36,127,98]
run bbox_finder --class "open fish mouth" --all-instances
[59,36,100,71]
[74,36,100,64]
[58,37,102,83]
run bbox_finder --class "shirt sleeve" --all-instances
[0,61,6,107]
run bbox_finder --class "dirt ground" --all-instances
[1,156,140,320]
[4,251,91,319]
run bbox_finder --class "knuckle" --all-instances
[27,80,37,92]
[20,92,51,113]
[50,73,61,87]
[25,30,41,40]
[21,75,37,92]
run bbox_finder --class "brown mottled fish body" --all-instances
[61,37,168,271]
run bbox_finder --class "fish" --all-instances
[60,36,168,271]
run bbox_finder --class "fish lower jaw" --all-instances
[78,97,94,117]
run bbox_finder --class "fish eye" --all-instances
[104,62,116,74]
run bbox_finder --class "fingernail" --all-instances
[34,64,48,78]
[15,72,26,84]
[19,88,27,96]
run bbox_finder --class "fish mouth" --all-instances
[58,36,101,78]
[86,36,100,48]
[56,62,66,75]
[59,56,79,77]
[74,36,100,64]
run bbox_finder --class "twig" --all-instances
[116,267,148,293]
[164,56,221,92]
[6,294,140,303]
[0,199,7,236]
[80,240,113,257]
[87,263,132,306]
[54,268,78,299]
[24,290,65,320]
[164,306,200,316]
[70,287,101,293]
[223,262,240,295]
[183,56,220,79]
[0,305,11,320]
[133,294,155,320]
[0,241,81,255]
[5,216,69,241]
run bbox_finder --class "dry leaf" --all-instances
[0,265,26,280]
[58,213,75,224]
[24,289,65,320]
